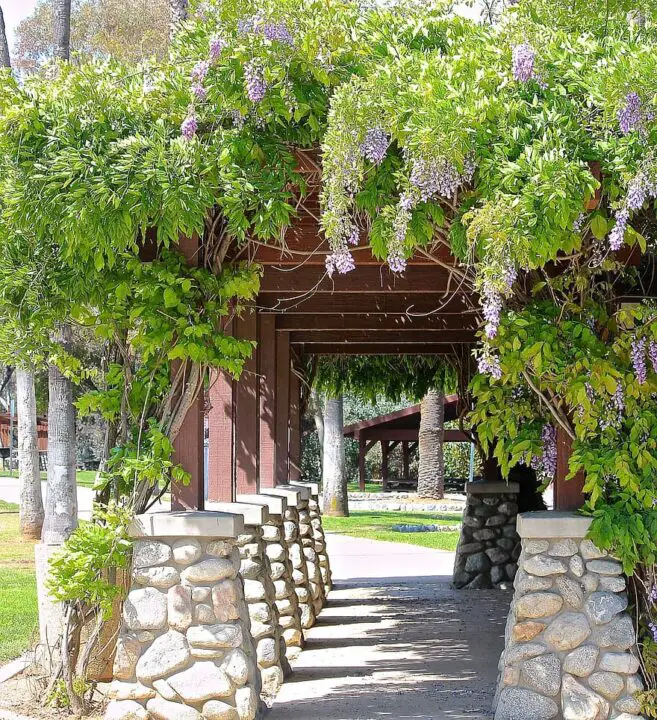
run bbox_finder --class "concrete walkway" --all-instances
[268,534,511,720]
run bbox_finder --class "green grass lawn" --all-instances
[0,500,38,663]
[0,469,98,488]
[347,481,383,493]
[322,510,462,551]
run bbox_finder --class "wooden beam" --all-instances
[258,315,277,488]
[290,330,475,344]
[260,265,467,294]
[235,311,258,495]
[381,441,389,492]
[554,427,586,511]
[294,343,459,355]
[358,428,470,442]
[275,314,478,331]
[258,293,476,315]
[207,367,234,502]
[359,436,366,492]
[288,365,301,482]
[275,332,290,483]
[403,441,410,483]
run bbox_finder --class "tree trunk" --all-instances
[42,325,78,544]
[169,0,188,38]
[417,387,445,499]
[309,389,324,475]
[0,5,11,69]
[322,395,348,517]
[17,368,44,539]
[53,0,72,61]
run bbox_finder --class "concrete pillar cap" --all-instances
[236,493,287,515]
[517,511,592,539]
[465,481,519,495]
[262,485,310,506]
[129,511,244,539]
[204,501,269,526]
[291,480,320,496]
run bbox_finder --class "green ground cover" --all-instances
[0,470,98,488]
[0,500,38,663]
[346,481,382,493]
[322,510,462,551]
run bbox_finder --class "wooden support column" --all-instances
[207,367,234,502]
[402,441,410,484]
[381,441,389,493]
[172,235,204,510]
[258,315,277,488]
[288,362,301,482]
[234,311,259,495]
[358,435,366,492]
[275,332,290,483]
[554,427,586,511]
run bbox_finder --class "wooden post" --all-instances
[258,315,277,488]
[207,368,234,502]
[381,441,389,493]
[275,332,290,484]
[234,311,258,495]
[358,435,366,491]
[553,427,586,511]
[171,235,204,510]
[402,441,410,483]
[288,363,301,482]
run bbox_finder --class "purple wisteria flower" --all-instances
[192,84,207,101]
[325,247,355,277]
[482,288,502,339]
[512,43,536,83]
[409,158,462,202]
[347,226,360,246]
[542,424,558,477]
[263,22,294,45]
[388,251,407,274]
[360,128,389,165]
[181,113,198,140]
[631,337,647,384]
[244,61,267,103]
[209,35,226,62]
[572,213,586,233]
[478,348,502,380]
[192,60,210,83]
[618,92,643,135]
[609,208,629,251]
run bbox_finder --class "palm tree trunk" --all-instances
[42,324,78,544]
[0,5,11,69]
[53,0,72,61]
[417,387,445,499]
[322,395,348,517]
[17,368,44,539]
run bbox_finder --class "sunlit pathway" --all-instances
[267,534,511,720]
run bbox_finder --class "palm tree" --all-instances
[322,395,348,516]
[417,387,445,499]
[0,5,11,69]
[17,369,45,538]
[53,0,71,60]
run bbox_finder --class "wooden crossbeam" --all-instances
[290,330,474,344]
[259,265,467,294]
[275,313,478,331]
[293,343,460,355]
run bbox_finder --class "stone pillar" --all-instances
[262,486,317,629]
[291,481,333,595]
[205,501,289,704]
[453,481,520,589]
[237,494,304,661]
[106,512,260,720]
[494,511,644,720]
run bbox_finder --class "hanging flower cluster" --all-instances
[512,43,536,82]
[609,166,657,250]
[531,424,557,478]
[238,12,295,46]
[244,61,267,103]
[631,337,648,384]
[477,345,502,380]
[600,383,625,431]
[618,92,644,135]
[360,128,389,166]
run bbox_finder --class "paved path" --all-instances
[267,534,511,720]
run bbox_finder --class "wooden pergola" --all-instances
[342,397,470,491]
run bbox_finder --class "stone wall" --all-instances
[293,482,332,595]
[453,482,520,589]
[106,512,260,720]
[494,511,644,720]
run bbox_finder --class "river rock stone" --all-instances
[523,555,568,577]
[256,637,278,668]
[598,575,625,592]
[496,687,559,719]
[516,592,563,619]
[556,576,584,609]
[194,604,216,624]
[206,540,232,557]
[202,700,239,720]
[108,681,156,701]
[114,635,142,680]
[512,621,546,642]
[586,559,622,576]
[235,687,258,720]
[152,679,178,701]
[133,541,172,569]
[569,555,585,577]
[594,615,635,649]
[516,574,554,595]
[563,645,598,677]
[598,652,639,674]
[615,694,642,713]
[543,612,591,651]
[172,539,202,566]
[124,587,168,631]
[585,592,628,625]
[465,552,491,573]
[133,566,180,589]
[187,623,243,650]
[521,653,562,696]
[147,696,201,720]
[181,558,235,584]
[561,674,610,720]
[588,671,624,700]
[525,540,550,555]
[580,539,606,561]
[106,700,149,720]
[212,580,240,622]
[548,539,578,557]
[167,661,232,702]
[192,586,211,603]
[168,585,193,632]
[222,648,250,686]
[136,630,191,683]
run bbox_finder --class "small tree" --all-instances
[322,395,348,516]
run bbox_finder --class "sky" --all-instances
[3,0,39,52]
